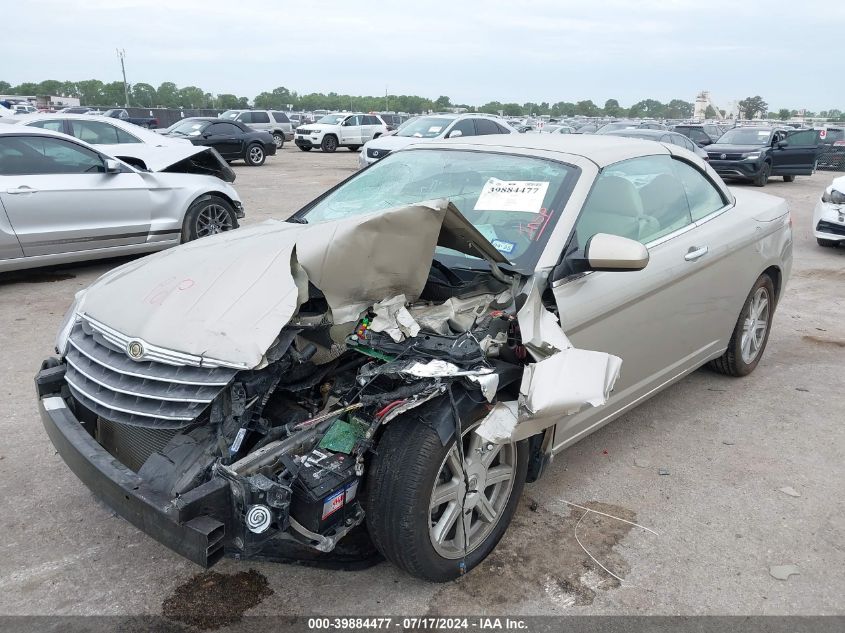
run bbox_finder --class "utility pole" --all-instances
[116,48,129,107]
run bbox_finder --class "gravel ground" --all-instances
[0,146,842,619]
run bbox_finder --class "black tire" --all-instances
[244,143,266,166]
[753,162,771,187]
[321,135,338,152]
[817,238,840,247]
[783,175,795,182]
[272,132,284,149]
[181,195,237,242]
[298,146,312,152]
[708,274,775,377]
[347,145,361,151]
[364,412,528,582]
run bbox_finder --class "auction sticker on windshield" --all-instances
[474,178,550,213]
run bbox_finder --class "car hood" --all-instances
[77,200,509,368]
[705,144,767,154]
[297,125,335,133]
[100,144,236,183]
[365,135,433,152]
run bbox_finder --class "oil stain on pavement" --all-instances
[429,498,638,613]
[162,568,273,630]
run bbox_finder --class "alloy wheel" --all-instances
[740,286,770,364]
[248,146,264,164]
[428,427,517,559]
[195,204,234,237]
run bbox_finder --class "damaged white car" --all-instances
[36,135,792,581]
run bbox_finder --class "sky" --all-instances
[2,0,842,111]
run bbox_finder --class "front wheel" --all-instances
[753,162,771,187]
[364,412,528,581]
[244,143,266,166]
[709,274,775,376]
[182,195,237,242]
[321,135,338,152]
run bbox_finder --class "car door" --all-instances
[549,155,753,450]
[200,122,244,158]
[362,115,381,141]
[0,134,153,257]
[776,129,821,174]
[340,115,362,145]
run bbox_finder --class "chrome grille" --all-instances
[65,320,237,429]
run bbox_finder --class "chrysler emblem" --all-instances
[720,153,726,160]
[126,340,145,360]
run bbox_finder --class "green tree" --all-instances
[551,101,576,117]
[76,80,104,105]
[478,101,504,115]
[132,82,157,107]
[156,82,179,107]
[704,105,718,119]
[0,80,10,92]
[433,95,451,110]
[628,99,665,118]
[603,98,623,117]
[216,94,240,109]
[502,103,523,116]
[738,95,768,119]
[575,100,601,117]
[665,99,693,118]
[12,82,40,95]
[100,81,127,106]
[177,86,206,108]
[236,96,250,108]
[777,108,791,120]
[36,80,64,96]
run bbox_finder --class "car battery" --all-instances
[290,449,360,534]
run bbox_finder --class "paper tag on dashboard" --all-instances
[474,178,549,213]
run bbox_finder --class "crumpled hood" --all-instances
[102,143,217,172]
[77,201,505,368]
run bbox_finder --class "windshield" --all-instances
[317,114,347,125]
[167,120,209,136]
[716,128,772,145]
[396,117,453,139]
[220,111,241,120]
[301,149,577,272]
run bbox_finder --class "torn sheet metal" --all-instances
[474,401,519,443]
[369,294,420,342]
[516,279,572,360]
[409,294,495,335]
[79,202,452,368]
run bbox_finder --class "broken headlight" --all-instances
[822,189,845,205]
[55,289,86,356]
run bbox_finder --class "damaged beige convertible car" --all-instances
[36,135,792,581]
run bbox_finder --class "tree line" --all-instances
[2,80,841,121]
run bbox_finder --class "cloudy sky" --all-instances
[3,0,841,111]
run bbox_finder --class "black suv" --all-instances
[817,126,845,171]
[673,123,728,146]
[704,126,819,186]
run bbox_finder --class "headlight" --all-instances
[821,189,845,204]
[743,153,761,160]
[55,290,86,355]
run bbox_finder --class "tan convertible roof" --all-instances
[414,133,673,168]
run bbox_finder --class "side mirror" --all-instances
[697,139,712,147]
[447,129,463,138]
[777,140,789,149]
[104,158,122,173]
[585,233,649,271]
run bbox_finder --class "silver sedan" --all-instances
[36,134,791,582]
[0,127,243,273]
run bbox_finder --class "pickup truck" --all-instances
[102,108,159,129]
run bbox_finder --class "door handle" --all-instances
[685,246,709,261]
[6,186,37,194]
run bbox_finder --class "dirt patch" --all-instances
[792,268,845,282]
[162,569,274,630]
[428,498,639,613]
[802,335,845,348]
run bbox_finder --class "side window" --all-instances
[496,123,512,134]
[670,160,726,221]
[251,112,270,124]
[69,120,122,144]
[451,119,476,137]
[0,135,103,175]
[786,129,817,146]
[237,112,252,123]
[689,129,710,143]
[363,115,379,125]
[574,156,692,246]
[271,111,290,123]
[344,115,362,127]
[474,119,501,135]
[27,120,65,133]
[115,127,141,143]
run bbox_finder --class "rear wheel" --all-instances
[817,238,840,247]
[244,143,266,166]
[321,135,338,152]
[364,412,527,581]
[182,195,237,242]
[709,274,775,376]
[753,162,771,187]
[783,175,795,182]
[272,132,284,149]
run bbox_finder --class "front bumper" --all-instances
[36,364,231,567]
[233,200,245,219]
[813,199,845,241]
[295,136,321,149]
[708,159,764,180]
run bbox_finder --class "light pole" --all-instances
[116,48,129,107]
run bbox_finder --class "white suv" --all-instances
[220,110,294,149]
[295,113,388,152]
